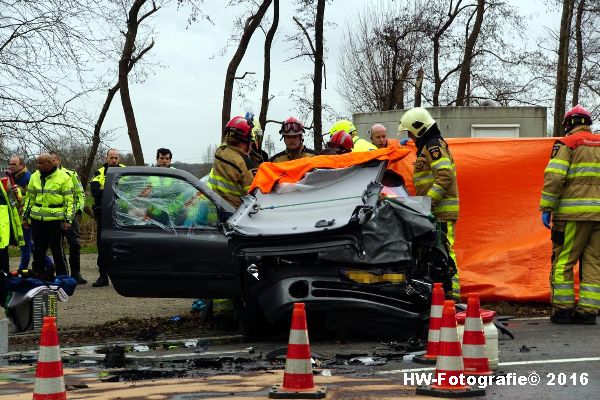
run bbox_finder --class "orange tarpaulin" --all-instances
[251,138,557,302]
[249,147,412,194]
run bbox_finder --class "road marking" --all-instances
[377,357,600,375]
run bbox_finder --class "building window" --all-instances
[470,124,520,138]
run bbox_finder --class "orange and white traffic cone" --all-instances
[269,303,326,399]
[33,316,66,400]
[462,294,493,375]
[414,282,444,365]
[416,300,485,398]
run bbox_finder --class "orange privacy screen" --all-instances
[252,138,558,302]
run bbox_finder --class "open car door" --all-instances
[101,167,240,299]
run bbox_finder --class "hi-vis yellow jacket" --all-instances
[540,127,600,221]
[207,145,257,208]
[0,184,24,249]
[413,138,459,221]
[24,167,74,223]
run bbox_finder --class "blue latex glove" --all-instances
[542,211,551,229]
[400,138,410,145]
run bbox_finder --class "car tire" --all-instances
[236,295,271,339]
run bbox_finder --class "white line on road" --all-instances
[376,357,600,375]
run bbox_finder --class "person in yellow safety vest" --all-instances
[22,153,74,279]
[49,150,87,284]
[270,117,317,162]
[207,116,258,209]
[328,120,377,152]
[90,148,126,287]
[540,104,600,325]
[0,178,24,274]
[369,123,400,149]
[399,107,460,301]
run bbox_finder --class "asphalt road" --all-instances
[2,317,599,399]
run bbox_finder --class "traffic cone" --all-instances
[416,300,485,398]
[269,303,326,399]
[414,282,444,365]
[33,316,66,400]
[462,294,493,375]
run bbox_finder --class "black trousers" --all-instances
[0,246,9,274]
[31,219,68,276]
[64,214,82,275]
[95,212,105,275]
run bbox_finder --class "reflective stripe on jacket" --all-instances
[62,167,85,213]
[413,138,459,221]
[24,168,74,222]
[540,128,600,221]
[207,145,257,208]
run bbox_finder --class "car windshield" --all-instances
[113,174,219,233]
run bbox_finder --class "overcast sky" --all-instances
[100,0,560,164]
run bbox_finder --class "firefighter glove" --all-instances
[542,211,551,229]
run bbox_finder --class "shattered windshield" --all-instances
[113,174,218,233]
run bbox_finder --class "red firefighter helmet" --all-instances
[562,105,592,134]
[279,116,305,136]
[225,116,252,143]
[327,130,354,153]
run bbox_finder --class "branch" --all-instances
[292,16,316,56]
[129,39,155,69]
[234,71,256,79]
[137,1,160,25]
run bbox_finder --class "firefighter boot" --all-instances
[572,311,597,325]
[92,273,109,287]
[550,308,573,324]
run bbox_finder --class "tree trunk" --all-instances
[553,0,575,137]
[572,0,585,106]
[259,0,279,140]
[119,0,150,166]
[456,0,485,106]
[312,0,325,152]
[80,83,120,189]
[414,67,424,107]
[221,0,272,142]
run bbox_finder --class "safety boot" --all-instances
[550,308,573,324]
[71,273,88,285]
[92,274,109,287]
[572,311,597,325]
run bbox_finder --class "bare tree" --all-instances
[336,2,429,113]
[118,0,160,165]
[312,0,325,151]
[221,0,272,141]
[553,0,575,136]
[455,0,485,106]
[572,0,586,106]
[0,0,107,151]
[258,0,280,140]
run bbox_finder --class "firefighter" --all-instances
[324,130,354,154]
[270,117,316,162]
[90,149,125,287]
[328,120,377,152]
[540,104,600,325]
[399,107,460,300]
[369,123,400,149]
[207,116,257,208]
[249,119,269,165]
[49,150,87,284]
[23,153,74,279]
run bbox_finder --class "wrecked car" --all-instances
[102,153,453,336]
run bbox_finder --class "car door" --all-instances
[101,167,241,299]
